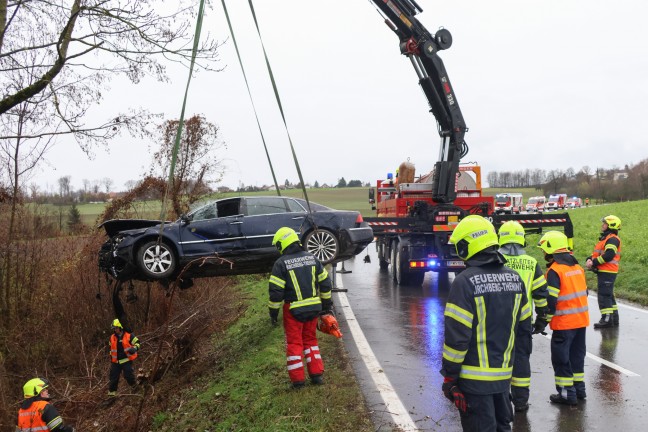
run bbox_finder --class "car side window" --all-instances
[191,203,218,221]
[286,199,306,213]
[217,199,241,217]
[245,197,289,216]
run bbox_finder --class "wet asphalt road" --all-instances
[333,246,648,432]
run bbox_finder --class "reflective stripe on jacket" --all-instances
[547,262,589,330]
[441,259,532,395]
[501,249,549,310]
[17,400,63,431]
[592,233,621,273]
[110,331,138,364]
[269,247,332,321]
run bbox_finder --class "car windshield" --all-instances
[496,197,509,204]
[528,198,538,204]
[549,197,559,203]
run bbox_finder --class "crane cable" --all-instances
[220,0,281,195]
[245,0,314,216]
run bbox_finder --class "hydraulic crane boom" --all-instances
[371,0,467,203]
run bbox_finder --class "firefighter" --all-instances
[586,215,622,329]
[17,378,75,431]
[497,221,550,413]
[269,227,333,388]
[441,215,532,431]
[108,318,140,396]
[538,231,589,405]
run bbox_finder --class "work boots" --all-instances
[549,393,577,406]
[594,314,614,329]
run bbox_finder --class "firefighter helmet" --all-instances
[23,378,49,398]
[449,215,499,260]
[112,319,123,329]
[601,215,621,230]
[537,231,570,255]
[273,227,300,253]
[498,221,526,246]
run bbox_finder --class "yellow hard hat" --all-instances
[601,215,621,230]
[272,227,300,253]
[23,377,49,399]
[498,221,526,246]
[449,215,498,260]
[537,231,570,255]
[112,319,123,329]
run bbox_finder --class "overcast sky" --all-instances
[32,0,648,193]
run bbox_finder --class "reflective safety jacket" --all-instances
[500,244,549,313]
[17,398,66,431]
[441,250,532,395]
[590,231,621,274]
[110,331,140,364]
[269,244,332,322]
[546,253,589,330]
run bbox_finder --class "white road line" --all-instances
[588,294,648,314]
[336,278,419,432]
[541,334,640,377]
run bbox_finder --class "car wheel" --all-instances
[304,229,339,264]
[136,240,177,280]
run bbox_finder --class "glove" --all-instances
[321,299,333,314]
[441,377,467,413]
[532,317,548,335]
[269,308,279,326]
[126,347,138,355]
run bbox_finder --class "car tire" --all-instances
[136,240,177,280]
[304,229,339,264]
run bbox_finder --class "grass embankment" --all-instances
[152,276,373,432]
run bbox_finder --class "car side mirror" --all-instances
[180,214,192,224]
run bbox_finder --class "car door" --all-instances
[178,198,244,258]
[239,197,306,252]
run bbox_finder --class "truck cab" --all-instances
[494,193,523,214]
[546,193,567,210]
[566,197,582,208]
[525,196,546,213]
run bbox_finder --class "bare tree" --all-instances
[102,177,113,194]
[57,175,71,197]
[152,114,225,217]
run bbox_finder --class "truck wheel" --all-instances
[378,242,389,270]
[395,248,424,286]
[390,242,399,282]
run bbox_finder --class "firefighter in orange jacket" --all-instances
[269,227,333,388]
[538,231,589,405]
[108,318,140,396]
[586,215,622,329]
[17,378,75,432]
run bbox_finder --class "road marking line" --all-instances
[588,294,648,314]
[541,334,640,377]
[336,278,419,432]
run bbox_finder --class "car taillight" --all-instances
[355,214,364,224]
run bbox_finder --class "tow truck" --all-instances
[364,0,573,285]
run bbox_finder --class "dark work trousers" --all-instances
[597,272,618,318]
[511,330,532,407]
[551,327,586,402]
[109,361,136,392]
[459,391,513,432]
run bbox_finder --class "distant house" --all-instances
[613,171,629,181]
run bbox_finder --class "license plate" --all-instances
[447,260,465,267]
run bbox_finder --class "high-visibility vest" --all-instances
[548,263,589,330]
[592,233,621,273]
[110,331,138,363]
[17,400,48,431]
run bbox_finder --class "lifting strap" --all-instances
[245,0,313,215]
[220,0,281,195]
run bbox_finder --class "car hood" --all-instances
[99,219,167,237]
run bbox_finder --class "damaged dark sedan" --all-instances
[99,196,374,282]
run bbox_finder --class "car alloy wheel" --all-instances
[137,240,177,279]
[304,229,339,264]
